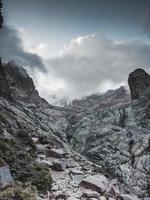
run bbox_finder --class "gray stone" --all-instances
[0,165,13,189]
[81,190,100,199]
[36,144,47,154]
[105,179,120,197]
[54,191,68,200]
[69,169,84,176]
[81,174,108,194]
[69,169,84,186]
[52,160,66,171]
[118,194,140,200]
[47,148,67,158]
[65,158,77,168]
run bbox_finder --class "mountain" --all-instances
[0,61,149,199]
[65,70,150,197]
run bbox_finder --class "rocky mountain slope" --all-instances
[0,61,149,199]
[65,69,150,197]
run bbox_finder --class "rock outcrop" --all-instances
[128,68,150,100]
[0,61,42,103]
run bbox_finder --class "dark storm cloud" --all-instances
[0,26,46,72]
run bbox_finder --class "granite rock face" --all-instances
[64,71,150,197]
[128,68,150,100]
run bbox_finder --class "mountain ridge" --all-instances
[0,61,149,199]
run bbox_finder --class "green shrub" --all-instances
[0,139,53,192]
[16,129,36,150]
[29,162,53,192]
[0,182,37,200]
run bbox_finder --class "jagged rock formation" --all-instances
[0,63,149,199]
[128,68,150,100]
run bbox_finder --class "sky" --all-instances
[1,0,150,103]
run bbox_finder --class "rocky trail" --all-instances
[33,136,142,200]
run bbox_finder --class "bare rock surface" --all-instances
[81,175,108,194]
[128,68,150,100]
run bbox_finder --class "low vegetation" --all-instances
[0,182,37,200]
[0,137,53,192]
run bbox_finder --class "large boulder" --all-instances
[0,165,13,189]
[128,68,150,100]
[81,174,108,194]
[52,160,66,171]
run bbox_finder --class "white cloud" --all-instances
[2,26,150,103]
[29,43,49,58]
[45,34,150,101]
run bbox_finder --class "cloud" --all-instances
[0,26,46,72]
[1,25,150,103]
[46,34,150,100]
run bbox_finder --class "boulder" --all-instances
[118,194,140,200]
[37,158,53,168]
[36,144,47,154]
[0,165,13,189]
[81,190,100,199]
[69,169,84,176]
[81,174,108,194]
[65,158,77,168]
[69,169,84,186]
[100,196,107,200]
[105,179,120,197]
[47,148,67,158]
[54,191,68,200]
[128,68,150,100]
[52,160,66,171]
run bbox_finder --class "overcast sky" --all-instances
[1,0,150,103]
